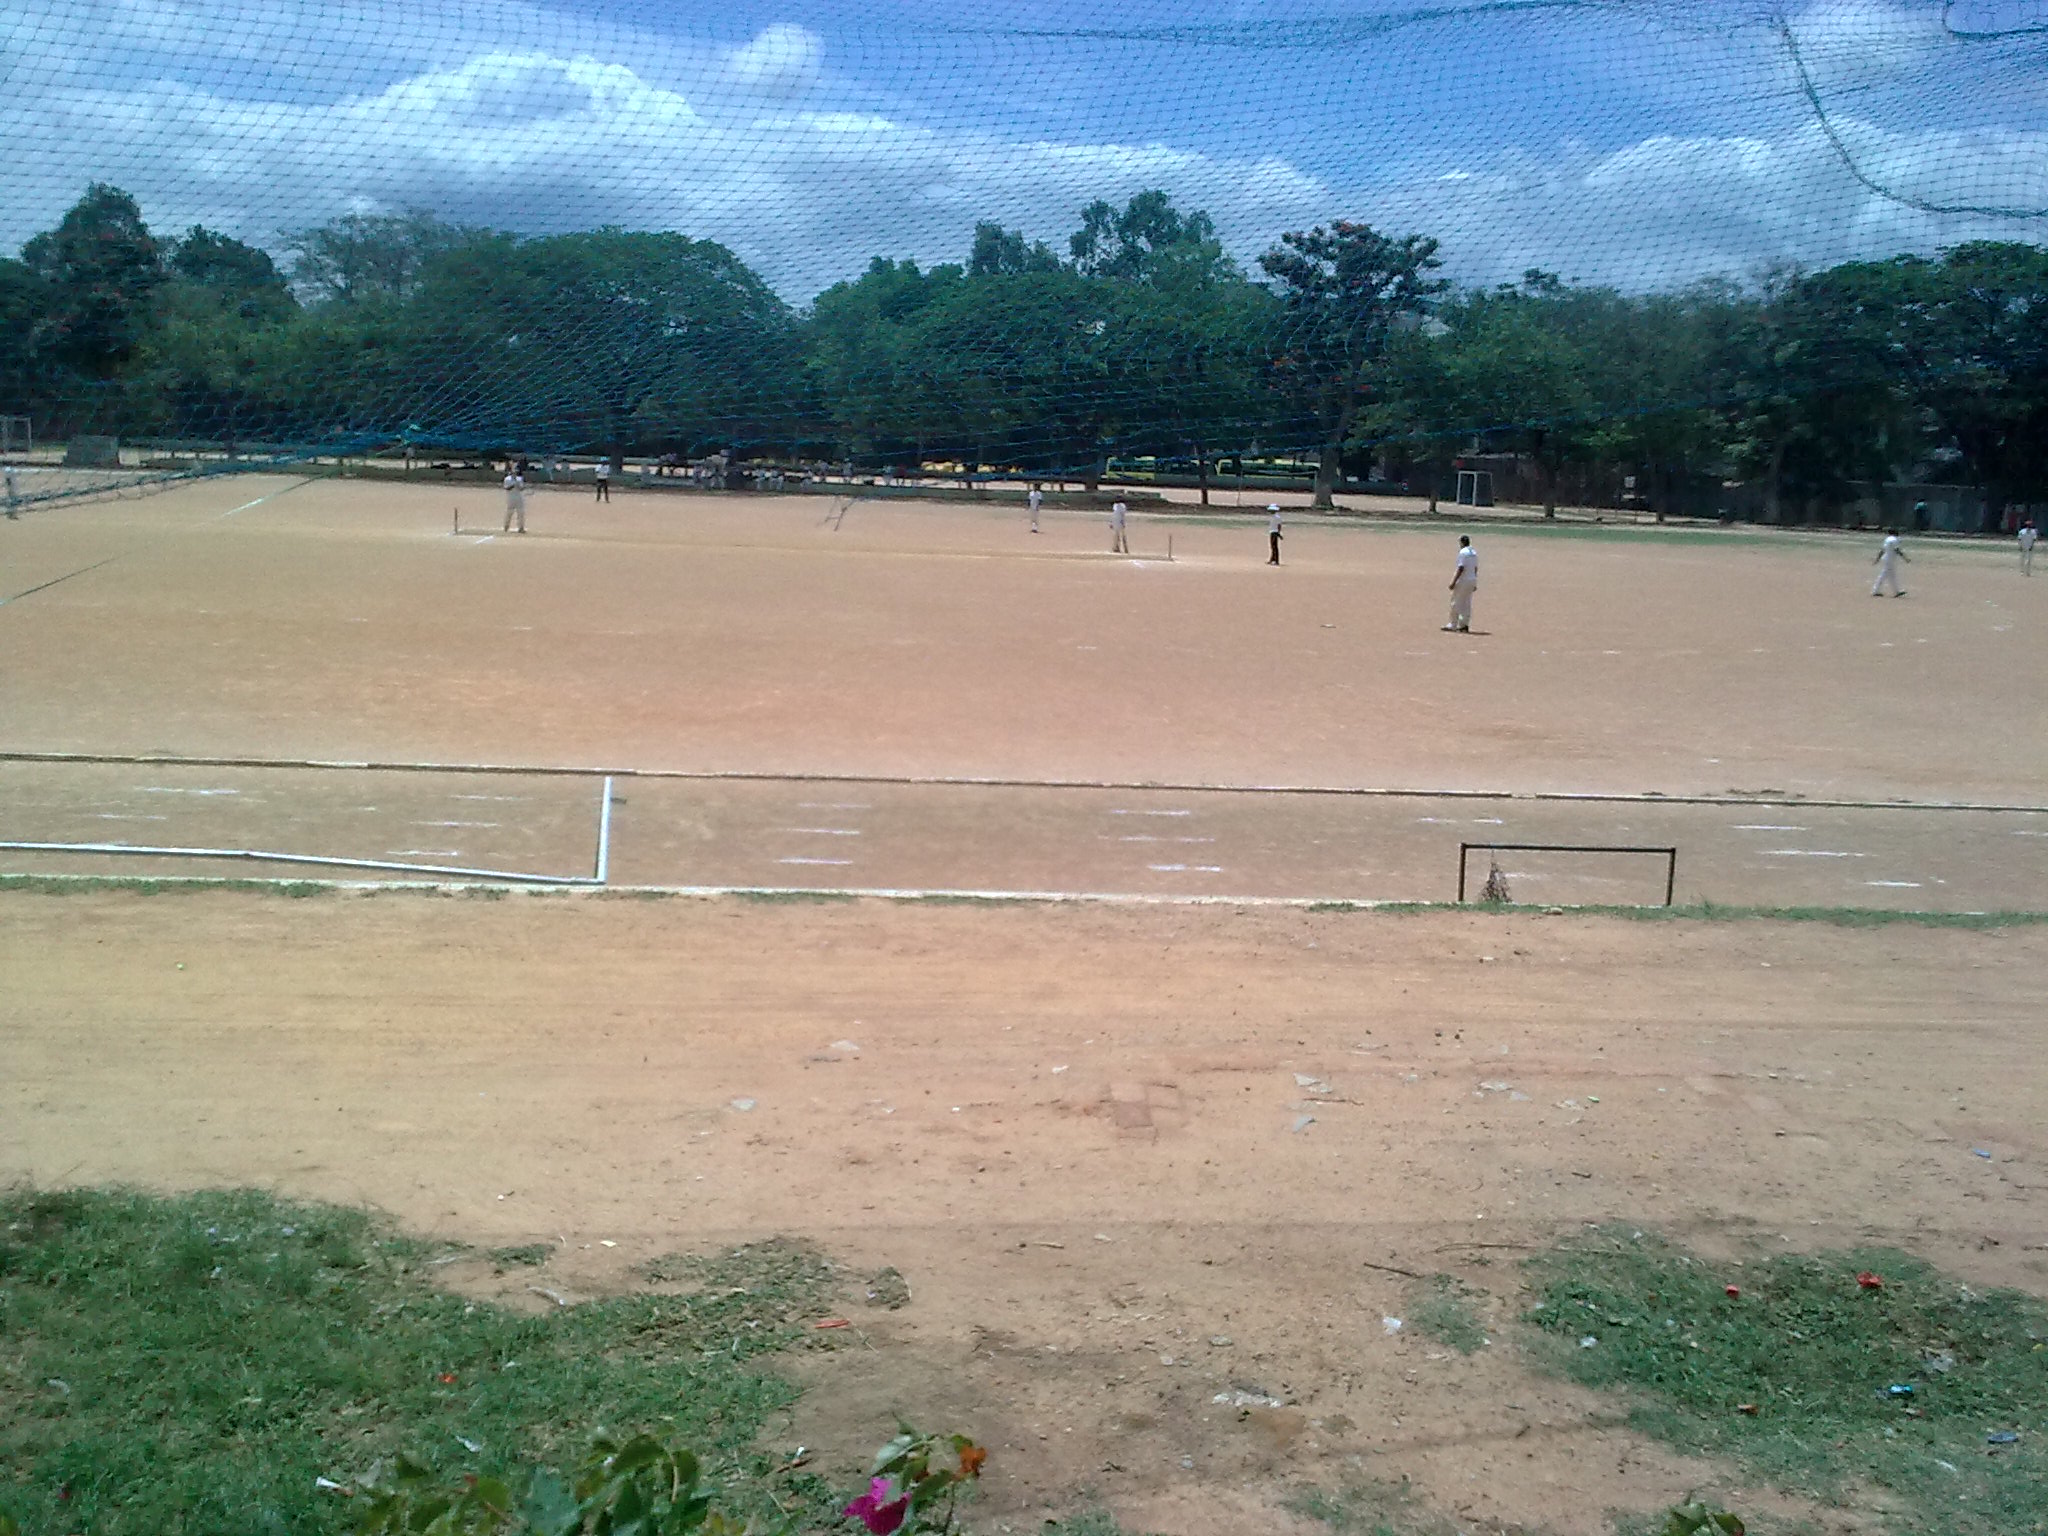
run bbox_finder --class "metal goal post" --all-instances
[1458,841,1678,906]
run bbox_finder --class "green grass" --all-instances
[728,888,861,905]
[0,875,331,898]
[487,1243,553,1271]
[1525,1228,2048,1535]
[1288,1476,1459,1535]
[0,1188,844,1535]
[1406,1275,1488,1356]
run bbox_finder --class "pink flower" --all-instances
[844,1476,910,1535]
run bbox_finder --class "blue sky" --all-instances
[1,0,2043,298]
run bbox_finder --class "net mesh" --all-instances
[1,1,2043,520]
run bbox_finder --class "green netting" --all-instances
[0,2,2043,522]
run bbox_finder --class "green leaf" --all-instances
[522,1471,582,1536]
[606,1434,671,1477]
[870,1432,917,1474]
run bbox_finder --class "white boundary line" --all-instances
[0,775,617,887]
[1,751,2042,815]
[219,473,327,519]
[0,841,600,884]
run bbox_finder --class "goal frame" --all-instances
[1455,469,1493,507]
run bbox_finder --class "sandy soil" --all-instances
[6,889,2043,1533]
[7,758,2047,910]
[2,475,2043,801]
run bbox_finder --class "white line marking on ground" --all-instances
[799,801,871,810]
[137,786,240,796]
[451,794,522,802]
[778,856,853,866]
[1765,849,1866,857]
[1147,863,1225,873]
[1866,880,1923,888]
[390,849,462,858]
[780,827,862,835]
[1110,808,1194,817]
[1735,824,1807,831]
[415,820,499,827]
[95,813,168,821]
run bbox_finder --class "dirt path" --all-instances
[5,890,2042,1532]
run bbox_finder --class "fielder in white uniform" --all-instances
[1028,485,1042,533]
[1444,535,1478,631]
[502,470,527,533]
[3,463,18,520]
[1110,498,1128,554]
[1267,504,1283,565]
[2020,518,2037,576]
[1871,532,1908,596]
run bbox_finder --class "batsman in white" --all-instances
[1871,531,1908,596]
[2020,517,2037,576]
[1110,497,1128,554]
[1443,535,1478,631]
[1028,484,1042,534]
[502,468,527,534]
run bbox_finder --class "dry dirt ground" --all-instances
[4,477,2047,1532]
[5,891,2046,1534]
[2,475,2043,800]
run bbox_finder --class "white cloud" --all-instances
[721,23,825,98]
[2,7,2041,301]
[1367,113,2048,291]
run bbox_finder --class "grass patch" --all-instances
[1289,1476,1459,1535]
[1406,1275,1488,1356]
[1525,1228,2048,1535]
[729,887,861,905]
[487,1243,553,1272]
[0,874,332,898]
[0,1188,844,1535]
[1039,1511,1154,1536]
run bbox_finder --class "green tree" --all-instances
[1890,242,2048,527]
[1068,189,1235,289]
[282,209,480,307]
[168,227,296,324]
[1259,220,1446,508]
[967,223,1060,278]
[1726,264,1915,523]
[0,258,53,412]
[410,228,799,459]
[140,229,300,446]
[20,182,163,380]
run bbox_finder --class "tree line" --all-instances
[4,182,2044,526]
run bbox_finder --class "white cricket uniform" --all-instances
[1111,500,1128,552]
[1449,545,1478,630]
[1872,534,1905,595]
[2020,525,2037,575]
[503,473,526,532]
[1028,488,1042,531]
